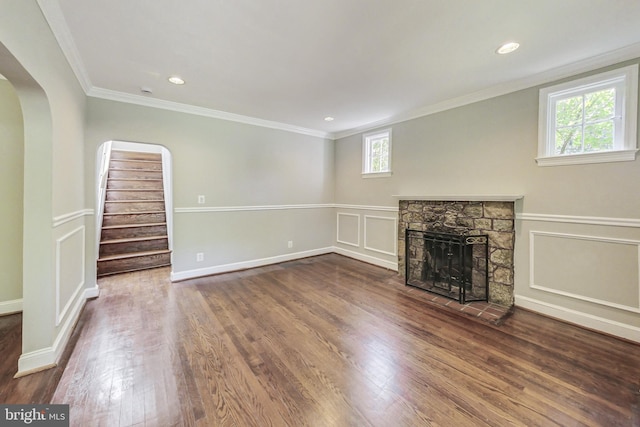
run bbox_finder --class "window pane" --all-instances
[584,88,615,122]
[363,129,391,174]
[556,96,583,127]
[371,138,389,172]
[555,126,582,154]
[584,121,614,152]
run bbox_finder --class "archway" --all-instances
[0,42,56,375]
[96,140,174,276]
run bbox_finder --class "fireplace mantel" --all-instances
[393,195,523,202]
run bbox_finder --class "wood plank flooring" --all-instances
[0,312,78,404]
[35,254,640,425]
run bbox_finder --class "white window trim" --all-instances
[536,64,639,167]
[362,128,392,177]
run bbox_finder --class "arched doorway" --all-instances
[96,140,174,277]
[0,42,56,376]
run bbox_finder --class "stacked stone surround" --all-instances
[398,200,515,307]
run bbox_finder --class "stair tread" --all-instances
[105,200,165,203]
[109,167,162,171]
[107,188,164,193]
[103,211,165,215]
[101,222,167,230]
[101,235,168,245]
[107,178,163,181]
[98,249,171,261]
[110,158,162,163]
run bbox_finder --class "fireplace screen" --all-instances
[405,229,488,304]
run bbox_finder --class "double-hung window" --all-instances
[537,64,638,166]
[362,128,392,177]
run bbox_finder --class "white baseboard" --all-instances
[0,298,22,315]
[16,285,91,376]
[84,284,100,299]
[170,247,335,282]
[333,246,399,271]
[171,246,399,282]
[515,294,640,343]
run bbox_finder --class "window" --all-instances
[362,128,392,177]
[537,64,638,166]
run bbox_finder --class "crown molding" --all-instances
[334,42,640,140]
[37,1,333,140]
[36,0,92,93]
[87,87,333,139]
[35,0,640,142]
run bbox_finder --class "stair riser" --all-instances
[101,225,167,240]
[108,169,163,180]
[107,180,163,190]
[102,212,166,226]
[97,253,171,276]
[104,201,165,213]
[99,238,169,257]
[106,190,165,201]
[110,151,162,161]
[109,160,162,171]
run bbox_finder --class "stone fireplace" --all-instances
[398,198,518,307]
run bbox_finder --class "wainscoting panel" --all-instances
[515,214,640,342]
[364,215,397,256]
[530,231,640,313]
[55,226,86,326]
[337,213,360,247]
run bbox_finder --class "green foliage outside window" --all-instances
[370,138,389,172]
[554,88,615,155]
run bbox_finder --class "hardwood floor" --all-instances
[39,254,640,425]
[0,312,76,404]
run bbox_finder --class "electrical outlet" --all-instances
[197,195,205,204]
[288,241,293,248]
[196,252,204,262]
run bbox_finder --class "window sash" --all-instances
[537,64,638,166]
[548,79,624,155]
[363,129,392,175]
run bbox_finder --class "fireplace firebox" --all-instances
[405,229,488,304]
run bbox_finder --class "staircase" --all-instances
[97,150,171,277]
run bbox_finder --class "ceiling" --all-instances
[40,0,640,138]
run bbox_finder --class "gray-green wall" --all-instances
[85,98,335,279]
[335,59,640,340]
[0,0,89,374]
[0,78,23,310]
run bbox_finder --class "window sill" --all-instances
[535,149,638,167]
[362,171,392,178]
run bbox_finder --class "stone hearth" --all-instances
[398,199,516,307]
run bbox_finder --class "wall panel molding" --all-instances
[364,215,397,256]
[529,230,640,314]
[55,226,86,326]
[336,213,360,247]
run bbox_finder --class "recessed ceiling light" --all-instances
[496,42,520,55]
[168,76,185,85]
[324,116,334,122]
